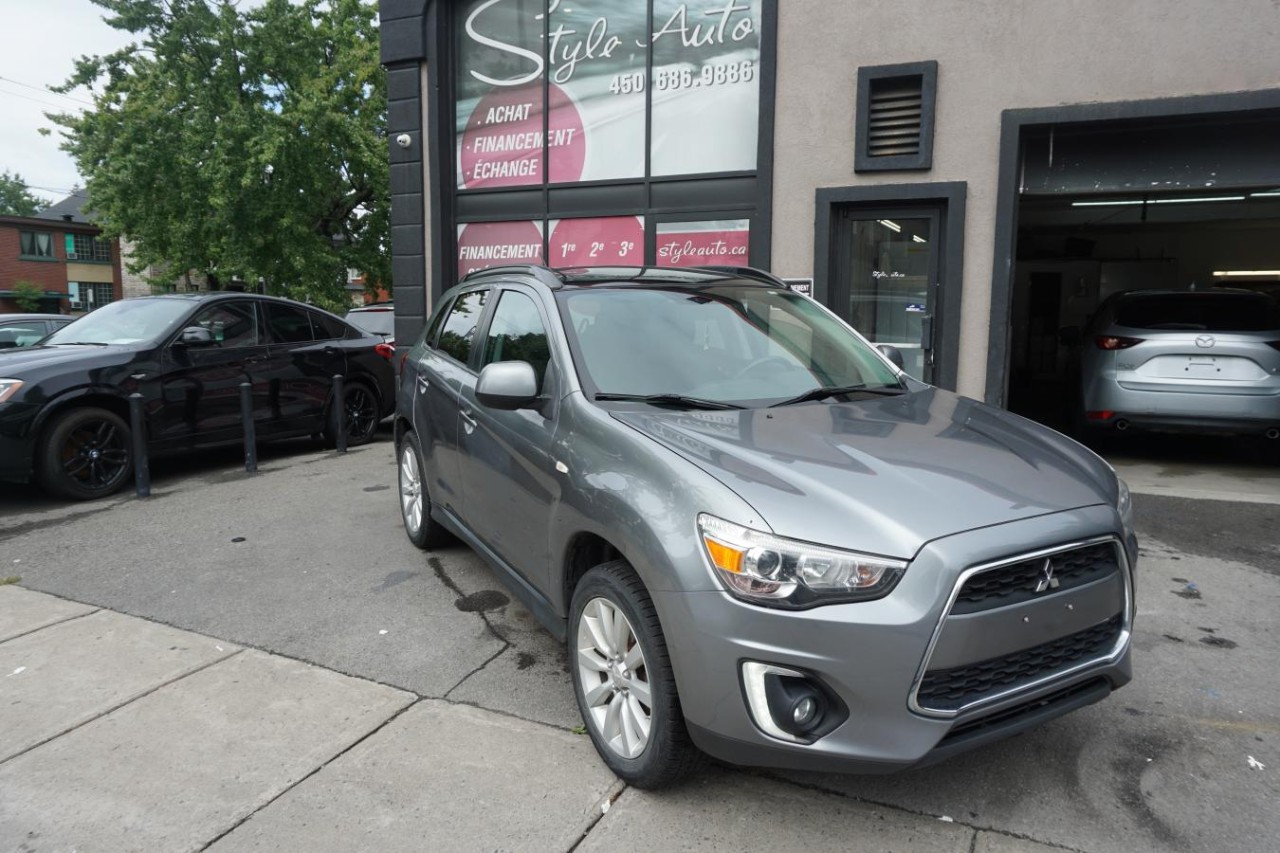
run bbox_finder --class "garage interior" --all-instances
[1003,111,1280,443]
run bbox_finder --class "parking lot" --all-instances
[1,431,1278,852]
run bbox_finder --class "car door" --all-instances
[258,301,346,435]
[410,287,490,516]
[455,287,559,586]
[153,299,270,447]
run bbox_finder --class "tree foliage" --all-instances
[0,171,50,217]
[12,281,43,312]
[50,0,388,311]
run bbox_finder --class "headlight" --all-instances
[0,379,24,404]
[697,513,907,608]
[1116,477,1134,534]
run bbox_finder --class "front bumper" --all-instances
[654,504,1134,773]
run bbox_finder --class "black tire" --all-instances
[325,380,380,447]
[569,560,702,788]
[397,431,450,548]
[37,407,133,501]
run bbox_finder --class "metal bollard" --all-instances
[332,374,347,453]
[239,382,257,472]
[128,393,150,498]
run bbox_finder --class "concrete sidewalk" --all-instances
[0,584,1043,852]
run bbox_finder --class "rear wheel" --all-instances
[325,380,379,447]
[37,407,133,500]
[570,560,701,788]
[397,431,450,548]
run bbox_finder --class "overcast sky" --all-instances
[0,1,135,206]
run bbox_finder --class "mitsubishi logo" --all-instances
[1034,558,1060,594]
[1195,335,1216,349]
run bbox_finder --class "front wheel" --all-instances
[570,560,701,788]
[325,380,380,447]
[37,407,133,500]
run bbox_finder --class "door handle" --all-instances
[920,314,934,351]
[416,376,430,394]
[460,406,476,435]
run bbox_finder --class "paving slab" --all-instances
[0,585,96,642]
[208,699,620,853]
[0,649,413,853]
[1,440,506,698]
[577,768,974,852]
[0,607,237,762]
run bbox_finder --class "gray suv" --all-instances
[395,265,1136,788]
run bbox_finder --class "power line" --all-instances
[0,75,94,107]
[0,86,82,113]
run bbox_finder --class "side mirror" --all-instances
[877,344,906,370]
[176,326,217,347]
[476,361,538,410]
[1058,326,1082,346]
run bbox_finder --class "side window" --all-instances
[0,322,49,348]
[308,310,347,341]
[482,291,551,391]
[437,289,488,365]
[423,297,453,349]
[265,303,316,344]
[191,301,259,347]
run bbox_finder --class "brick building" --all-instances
[0,191,122,314]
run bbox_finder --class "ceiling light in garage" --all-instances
[1213,270,1280,278]
[878,219,901,232]
[1151,195,1245,204]
[1070,200,1145,207]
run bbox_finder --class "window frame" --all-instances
[436,286,493,371]
[18,230,56,261]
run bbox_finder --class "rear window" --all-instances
[1114,293,1280,332]
[346,308,394,336]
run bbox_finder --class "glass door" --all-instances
[832,207,940,383]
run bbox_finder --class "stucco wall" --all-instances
[772,0,1280,398]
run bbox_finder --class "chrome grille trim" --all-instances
[907,535,1133,720]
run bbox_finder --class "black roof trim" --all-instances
[460,264,786,291]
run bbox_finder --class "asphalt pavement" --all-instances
[0,431,1277,852]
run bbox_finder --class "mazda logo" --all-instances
[1195,335,1216,348]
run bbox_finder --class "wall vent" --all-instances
[856,61,938,172]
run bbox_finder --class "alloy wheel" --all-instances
[60,418,129,493]
[344,386,378,442]
[576,597,652,759]
[399,441,424,536]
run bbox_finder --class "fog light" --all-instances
[741,661,848,744]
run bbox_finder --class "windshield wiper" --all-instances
[50,341,110,346]
[770,383,906,407]
[594,392,745,411]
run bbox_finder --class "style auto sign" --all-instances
[464,0,758,87]
[457,0,762,188]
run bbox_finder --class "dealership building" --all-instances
[378,0,1280,418]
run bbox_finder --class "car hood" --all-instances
[0,343,137,374]
[611,387,1115,559]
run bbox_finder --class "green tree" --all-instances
[48,0,388,312]
[0,171,50,217]
[12,281,43,312]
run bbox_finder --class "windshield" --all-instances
[43,299,195,346]
[557,284,902,406]
[346,309,394,336]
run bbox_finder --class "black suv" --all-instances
[0,293,394,499]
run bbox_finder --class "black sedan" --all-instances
[0,293,394,499]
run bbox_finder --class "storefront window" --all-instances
[549,216,645,266]
[457,220,545,277]
[649,0,762,176]
[655,219,750,267]
[455,0,763,188]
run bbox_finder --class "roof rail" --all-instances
[459,264,565,289]
[690,265,787,287]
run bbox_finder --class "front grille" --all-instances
[917,615,1123,712]
[951,542,1119,614]
[937,678,1111,748]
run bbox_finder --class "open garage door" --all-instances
[1004,112,1280,453]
